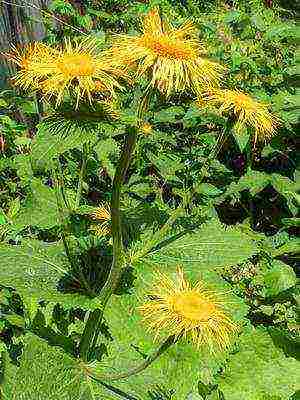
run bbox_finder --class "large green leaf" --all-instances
[149,219,258,270]
[13,179,60,230]
[217,328,300,400]
[0,239,100,310]
[1,334,89,400]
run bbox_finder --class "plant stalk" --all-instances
[79,88,151,361]
[83,335,177,382]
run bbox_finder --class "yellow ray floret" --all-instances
[139,267,237,352]
[206,89,279,142]
[6,38,125,108]
[112,7,225,96]
[89,204,111,237]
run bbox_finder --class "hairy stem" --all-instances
[84,335,177,382]
[79,127,138,361]
[79,88,151,361]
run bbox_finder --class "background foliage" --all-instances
[0,0,299,399]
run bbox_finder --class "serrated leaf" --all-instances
[264,260,297,296]
[0,239,100,310]
[217,328,300,400]
[94,137,120,179]
[148,152,184,182]
[151,219,258,269]
[272,238,300,257]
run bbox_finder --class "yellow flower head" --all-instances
[6,38,125,108]
[139,267,237,352]
[89,204,111,237]
[112,7,225,96]
[206,89,279,142]
[141,122,153,135]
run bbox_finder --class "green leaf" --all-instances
[272,238,300,257]
[151,219,258,270]
[217,328,300,400]
[264,260,297,297]
[13,179,60,230]
[154,106,185,123]
[94,138,120,179]
[31,121,95,168]
[148,152,184,182]
[0,239,100,310]
[1,334,92,400]
[232,126,251,152]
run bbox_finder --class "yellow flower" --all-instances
[141,122,153,135]
[206,89,279,142]
[7,38,125,108]
[139,267,237,352]
[112,7,225,96]
[89,204,111,236]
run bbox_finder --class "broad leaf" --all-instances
[0,239,101,310]
[217,328,300,400]
[2,334,89,400]
[13,179,60,230]
[150,219,258,270]
[31,120,95,168]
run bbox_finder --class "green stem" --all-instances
[85,335,177,382]
[79,128,137,360]
[79,88,152,361]
[75,143,88,209]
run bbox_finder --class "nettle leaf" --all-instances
[1,334,98,400]
[263,260,297,297]
[0,239,100,310]
[13,178,60,230]
[217,327,300,400]
[149,219,258,270]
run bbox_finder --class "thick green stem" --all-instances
[84,335,177,382]
[79,127,137,361]
[79,88,152,361]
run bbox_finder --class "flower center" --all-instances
[58,54,95,77]
[144,35,193,60]
[170,292,216,321]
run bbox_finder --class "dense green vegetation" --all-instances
[0,1,299,399]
